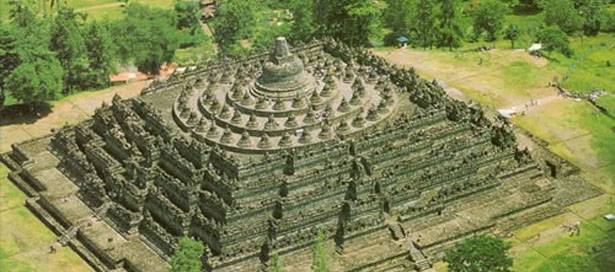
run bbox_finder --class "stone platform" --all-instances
[1,37,602,272]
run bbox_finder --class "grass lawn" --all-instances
[73,0,174,21]
[79,5,124,21]
[596,95,615,112]
[501,60,544,94]
[446,9,615,96]
[132,0,174,8]
[501,13,545,48]
[66,0,118,9]
[0,0,176,22]
[550,34,615,94]
[0,165,92,272]
[174,41,216,66]
[0,0,9,21]
[511,198,615,272]
[514,100,615,192]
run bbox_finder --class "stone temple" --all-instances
[2,37,601,271]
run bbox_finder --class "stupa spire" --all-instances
[273,37,291,61]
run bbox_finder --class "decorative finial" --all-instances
[273,37,291,60]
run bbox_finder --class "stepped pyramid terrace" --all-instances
[1,37,602,272]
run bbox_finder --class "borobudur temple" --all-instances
[2,37,601,272]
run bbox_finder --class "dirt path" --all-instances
[201,22,219,53]
[75,2,123,12]
[497,94,564,117]
[0,80,150,153]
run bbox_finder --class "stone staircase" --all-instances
[408,241,432,271]
[386,216,432,271]
[58,202,111,246]
[387,221,406,241]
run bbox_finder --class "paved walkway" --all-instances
[0,80,150,153]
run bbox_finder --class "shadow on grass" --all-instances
[592,238,615,272]
[535,236,615,272]
[0,103,52,126]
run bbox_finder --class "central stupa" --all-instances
[253,37,315,99]
[173,37,398,153]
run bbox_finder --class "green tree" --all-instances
[50,7,90,92]
[471,0,509,42]
[541,0,582,34]
[414,0,436,48]
[536,25,573,57]
[578,0,608,36]
[8,0,37,28]
[437,0,463,50]
[515,0,540,13]
[270,253,283,272]
[251,17,291,52]
[314,0,383,47]
[0,23,19,106]
[492,0,539,13]
[175,0,209,49]
[444,235,513,272]
[313,0,346,38]
[290,0,316,43]
[170,236,205,272]
[345,0,384,46]
[504,24,519,48]
[383,0,414,38]
[39,0,62,17]
[0,24,20,92]
[3,1,62,106]
[84,22,117,89]
[4,58,64,105]
[175,0,201,30]
[312,229,328,272]
[211,0,259,55]
[115,3,179,74]
[606,10,615,32]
